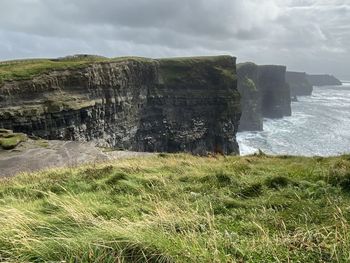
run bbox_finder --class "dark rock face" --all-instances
[0,56,241,155]
[306,74,342,86]
[237,63,262,131]
[237,63,291,131]
[258,65,291,119]
[286,71,313,96]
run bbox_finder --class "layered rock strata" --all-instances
[0,56,241,155]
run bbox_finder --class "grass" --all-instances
[0,55,154,85]
[0,154,350,262]
[0,129,27,150]
[158,56,236,86]
[0,55,233,86]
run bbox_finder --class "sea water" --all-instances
[237,83,350,156]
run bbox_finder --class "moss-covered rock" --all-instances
[0,129,27,150]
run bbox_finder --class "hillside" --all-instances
[0,154,349,262]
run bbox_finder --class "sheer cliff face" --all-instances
[286,71,313,96]
[0,56,241,155]
[237,63,262,131]
[237,64,291,131]
[258,65,291,119]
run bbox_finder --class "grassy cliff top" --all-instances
[0,55,154,84]
[0,153,349,262]
[0,55,235,85]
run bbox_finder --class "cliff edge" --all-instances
[306,74,342,86]
[0,56,241,155]
[237,63,291,131]
[258,65,291,119]
[286,71,313,96]
[237,63,262,131]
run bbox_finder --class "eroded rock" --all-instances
[0,56,241,155]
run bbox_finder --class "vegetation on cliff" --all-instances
[0,154,350,262]
[0,55,241,155]
[0,55,153,85]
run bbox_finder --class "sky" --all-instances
[0,0,349,79]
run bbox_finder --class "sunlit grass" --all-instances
[0,154,349,262]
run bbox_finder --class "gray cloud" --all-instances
[0,0,349,79]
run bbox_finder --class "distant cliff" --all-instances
[306,74,342,86]
[0,56,241,155]
[286,71,313,96]
[237,63,291,131]
[258,65,291,119]
[237,63,262,131]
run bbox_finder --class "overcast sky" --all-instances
[0,0,349,79]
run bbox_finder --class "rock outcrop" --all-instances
[258,65,291,119]
[0,56,241,155]
[286,71,313,96]
[306,74,342,86]
[237,63,291,131]
[237,63,262,131]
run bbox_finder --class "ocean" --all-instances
[237,83,350,156]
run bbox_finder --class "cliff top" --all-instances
[0,55,235,85]
[237,62,257,69]
[0,55,154,85]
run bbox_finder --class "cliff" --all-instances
[286,71,313,96]
[306,74,342,86]
[258,65,291,118]
[237,63,291,131]
[237,63,262,131]
[0,56,241,155]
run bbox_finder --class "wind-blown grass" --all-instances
[0,154,350,262]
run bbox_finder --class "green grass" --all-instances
[0,154,350,262]
[158,56,236,85]
[0,55,154,85]
[0,55,233,85]
[0,129,27,150]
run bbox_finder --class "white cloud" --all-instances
[0,0,349,79]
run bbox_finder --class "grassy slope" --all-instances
[0,154,350,262]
